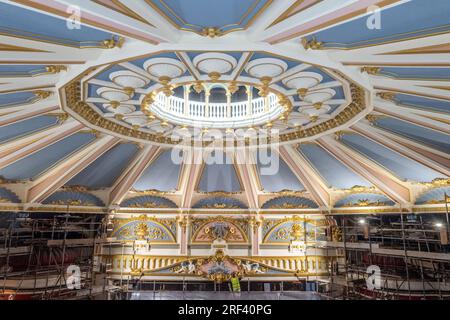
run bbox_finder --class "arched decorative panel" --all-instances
[334,193,395,208]
[192,196,247,209]
[111,215,177,243]
[262,217,327,244]
[191,217,249,244]
[121,195,178,208]
[415,186,450,205]
[43,191,105,207]
[0,187,21,203]
[262,196,319,209]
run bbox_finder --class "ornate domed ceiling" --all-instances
[0,0,448,214]
[67,49,359,145]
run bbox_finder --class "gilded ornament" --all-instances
[45,65,68,74]
[201,27,222,38]
[301,37,323,50]
[360,66,381,75]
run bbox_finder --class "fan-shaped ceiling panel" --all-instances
[133,150,181,192]
[303,1,450,49]
[258,156,304,192]
[0,2,119,48]
[340,133,446,182]
[298,144,371,189]
[377,67,450,81]
[198,151,242,193]
[0,133,96,181]
[373,117,450,154]
[67,143,140,189]
[390,94,450,114]
[0,91,38,108]
[0,115,59,144]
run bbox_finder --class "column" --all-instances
[184,85,190,116]
[246,86,253,116]
[178,215,190,256]
[227,92,232,118]
[264,95,269,112]
[205,88,210,118]
[250,216,261,256]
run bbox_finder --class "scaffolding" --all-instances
[0,210,111,300]
[320,200,450,300]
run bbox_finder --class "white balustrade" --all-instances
[149,92,283,128]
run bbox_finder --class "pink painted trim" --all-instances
[265,0,388,43]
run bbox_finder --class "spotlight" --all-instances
[435,222,443,228]
[358,219,366,225]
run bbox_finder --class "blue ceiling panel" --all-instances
[258,155,304,192]
[0,65,48,77]
[307,1,450,48]
[67,143,139,189]
[0,115,59,143]
[198,151,242,192]
[303,66,336,83]
[248,52,301,70]
[341,133,446,182]
[299,144,371,189]
[0,133,96,180]
[374,117,450,153]
[0,2,115,47]
[128,52,180,69]
[393,94,450,114]
[93,65,130,82]
[134,150,181,191]
[147,0,271,34]
[379,67,450,81]
[0,91,37,108]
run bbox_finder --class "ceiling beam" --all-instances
[260,0,404,44]
[317,136,411,206]
[0,103,59,126]
[234,150,260,209]
[0,118,78,158]
[352,121,450,176]
[374,99,450,134]
[179,149,203,210]
[334,34,450,62]
[109,145,162,206]
[0,120,85,170]
[371,124,450,162]
[26,135,120,204]
[279,145,331,209]
[247,0,297,38]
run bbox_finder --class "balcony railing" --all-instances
[151,92,282,128]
